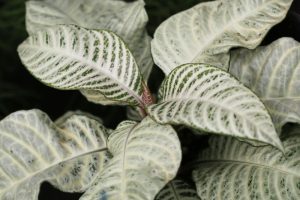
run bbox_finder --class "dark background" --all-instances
[0,0,299,199]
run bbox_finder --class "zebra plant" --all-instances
[0,0,299,199]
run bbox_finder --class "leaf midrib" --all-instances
[195,159,300,178]
[22,44,143,106]
[0,147,107,195]
[170,181,181,200]
[159,96,271,135]
[120,123,138,198]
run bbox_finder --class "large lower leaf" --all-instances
[80,117,182,200]
[229,37,300,133]
[155,179,200,200]
[26,0,153,81]
[0,110,109,199]
[151,0,293,74]
[50,113,111,193]
[18,25,144,106]
[147,63,282,149]
[193,135,300,200]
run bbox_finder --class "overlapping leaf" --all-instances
[151,0,293,74]
[0,110,109,199]
[229,37,300,133]
[18,25,144,106]
[147,63,282,149]
[155,179,200,200]
[127,106,144,121]
[50,113,111,193]
[193,135,300,200]
[80,117,182,200]
[26,0,153,81]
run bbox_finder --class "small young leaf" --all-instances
[147,63,282,149]
[230,37,300,133]
[193,135,300,200]
[0,110,109,200]
[152,0,293,74]
[126,106,144,121]
[155,179,200,200]
[80,117,182,200]
[18,25,144,106]
[26,0,153,81]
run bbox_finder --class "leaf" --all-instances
[151,0,293,74]
[155,179,200,200]
[80,117,182,200]
[147,63,282,149]
[25,0,153,81]
[17,25,144,106]
[0,110,109,199]
[192,135,300,200]
[126,106,144,121]
[50,113,111,193]
[55,110,103,125]
[229,37,300,133]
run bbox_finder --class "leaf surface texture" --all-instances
[147,64,282,149]
[193,135,300,199]
[0,110,109,199]
[230,37,300,133]
[80,117,182,200]
[152,0,293,74]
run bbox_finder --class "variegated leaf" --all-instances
[126,106,144,121]
[155,179,200,200]
[80,117,182,200]
[18,25,144,106]
[147,63,282,149]
[26,0,153,81]
[49,113,111,193]
[54,110,103,126]
[193,135,300,200]
[0,110,109,199]
[229,37,300,133]
[151,0,293,74]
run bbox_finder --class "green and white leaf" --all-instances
[151,0,293,74]
[0,110,109,200]
[229,37,300,133]
[192,135,300,200]
[155,179,200,200]
[127,106,144,121]
[50,113,111,193]
[26,0,153,80]
[18,25,144,106]
[80,117,182,200]
[55,110,103,125]
[147,63,282,149]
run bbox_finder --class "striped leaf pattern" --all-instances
[0,110,109,200]
[151,0,293,74]
[49,113,111,193]
[25,0,153,81]
[193,135,300,200]
[229,37,300,133]
[155,180,200,200]
[147,63,282,149]
[17,25,144,106]
[127,106,144,121]
[80,117,182,200]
